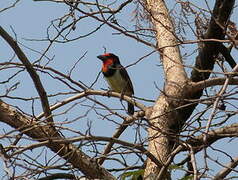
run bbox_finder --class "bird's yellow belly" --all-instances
[105,71,129,95]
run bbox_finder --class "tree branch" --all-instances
[175,122,238,169]
[97,110,146,165]
[38,173,76,180]
[190,77,238,92]
[214,156,238,180]
[184,0,235,137]
[0,26,58,136]
[36,89,147,119]
[191,0,235,82]
[0,99,115,179]
[188,123,238,150]
[218,43,237,68]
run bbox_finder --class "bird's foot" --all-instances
[120,92,125,102]
[106,89,113,97]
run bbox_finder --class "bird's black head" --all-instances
[97,53,120,64]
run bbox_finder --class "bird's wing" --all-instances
[119,65,134,95]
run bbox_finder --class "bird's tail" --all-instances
[128,102,134,115]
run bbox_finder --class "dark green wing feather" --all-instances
[118,65,134,95]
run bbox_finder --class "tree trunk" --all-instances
[144,0,188,179]
[144,0,235,179]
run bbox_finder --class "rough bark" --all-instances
[144,0,188,178]
[144,0,235,179]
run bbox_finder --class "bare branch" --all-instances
[191,0,235,82]
[36,89,147,119]
[98,110,146,165]
[190,77,238,92]
[187,123,238,152]
[214,156,238,180]
[204,64,238,142]
[0,0,20,13]
[0,26,57,135]
[38,173,76,180]
[0,99,115,179]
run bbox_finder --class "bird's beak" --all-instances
[97,55,106,61]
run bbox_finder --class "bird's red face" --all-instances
[97,53,119,73]
[102,58,114,73]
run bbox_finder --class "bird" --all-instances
[97,53,134,115]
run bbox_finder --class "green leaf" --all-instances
[180,175,193,180]
[121,169,144,180]
[169,164,183,170]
